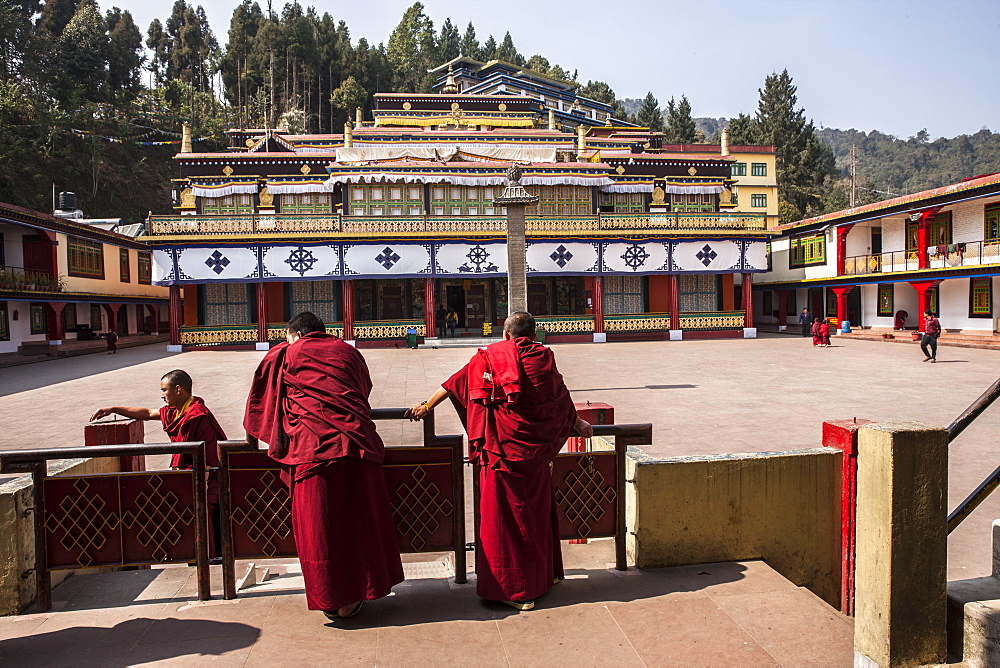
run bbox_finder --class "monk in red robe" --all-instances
[244,312,403,621]
[407,311,592,611]
[90,369,227,557]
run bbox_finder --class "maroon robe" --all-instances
[159,397,226,556]
[244,332,404,611]
[443,337,578,602]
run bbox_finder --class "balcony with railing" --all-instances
[146,212,769,238]
[0,265,62,293]
[843,241,1000,277]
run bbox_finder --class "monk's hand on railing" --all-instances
[574,417,593,439]
[405,403,429,421]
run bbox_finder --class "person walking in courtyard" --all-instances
[799,308,812,337]
[921,309,942,362]
[106,329,117,354]
[406,311,592,611]
[819,319,831,347]
[435,305,447,338]
[244,312,403,622]
[90,369,226,557]
[811,318,823,346]
[446,307,459,338]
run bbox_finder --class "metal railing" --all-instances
[146,211,769,237]
[843,250,919,276]
[844,242,1000,276]
[0,265,62,292]
[947,377,1000,533]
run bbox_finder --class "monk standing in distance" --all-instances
[406,311,592,611]
[90,369,226,558]
[244,312,403,622]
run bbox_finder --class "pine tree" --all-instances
[664,95,696,143]
[525,54,549,74]
[634,92,664,132]
[578,80,628,120]
[386,2,435,92]
[458,21,479,59]
[480,35,497,61]
[496,31,521,65]
[725,113,759,145]
[38,0,76,38]
[0,0,41,81]
[437,18,459,63]
[52,1,108,106]
[105,8,144,108]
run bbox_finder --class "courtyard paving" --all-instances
[1,332,998,582]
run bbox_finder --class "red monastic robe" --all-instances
[160,396,227,556]
[443,337,578,602]
[244,332,404,612]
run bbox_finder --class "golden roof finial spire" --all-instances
[442,64,459,95]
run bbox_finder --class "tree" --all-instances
[38,0,76,38]
[329,75,367,118]
[51,1,108,106]
[664,95,696,143]
[525,54,549,74]
[0,0,41,81]
[437,17,459,63]
[146,18,169,84]
[220,1,264,119]
[725,113,759,145]
[634,92,664,132]
[106,8,144,107]
[480,35,497,61]
[496,31,521,65]
[458,21,479,59]
[386,2,435,92]
[578,79,628,120]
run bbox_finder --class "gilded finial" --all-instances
[442,64,459,95]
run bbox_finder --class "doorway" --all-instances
[446,285,465,327]
[466,283,486,329]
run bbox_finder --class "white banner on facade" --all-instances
[602,242,670,273]
[672,240,742,272]
[435,243,508,275]
[262,245,340,279]
[342,243,432,276]
[152,249,175,283]
[526,242,599,274]
[176,247,259,281]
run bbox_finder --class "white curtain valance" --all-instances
[266,180,329,194]
[600,183,653,193]
[335,144,562,164]
[600,183,725,194]
[325,173,613,188]
[192,183,259,198]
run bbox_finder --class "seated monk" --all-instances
[244,312,403,622]
[90,369,226,558]
[406,311,592,611]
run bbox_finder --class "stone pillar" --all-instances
[44,302,66,346]
[832,286,854,332]
[168,286,182,352]
[836,224,855,276]
[853,422,948,667]
[668,275,681,341]
[493,166,537,315]
[342,279,355,344]
[424,277,436,338]
[592,276,605,343]
[255,282,269,350]
[909,280,941,330]
[741,273,756,338]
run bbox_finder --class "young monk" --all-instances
[819,320,831,347]
[406,311,592,611]
[90,369,226,557]
[811,318,823,346]
[244,312,403,622]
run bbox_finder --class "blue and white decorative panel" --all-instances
[672,240,742,273]
[152,249,175,283]
[436,243,507,275]
[343,243,431,276]
[743,240,768,271]
[262,244,340,278]
[176,247,259,281]
[602,242,669,274]
[526,242,599,274]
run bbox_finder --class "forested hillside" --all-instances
[0,0,994,224]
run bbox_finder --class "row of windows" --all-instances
[731,162,769,177]
[67,238,149,283]
[789,234,827,268]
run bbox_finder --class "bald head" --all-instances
[504,311,536,340]
[161,369,193,393]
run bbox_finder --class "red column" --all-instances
[168,285,182,346]
[44,301,66,343]
[836,224,855,276]
[832,286,854,326]
[592,276,604,336]
[741,273,754,329]
[255,282,268,344]
[909,280,941,329]
[424,277,436,338]
[776,289,790,328]
[342,279,355,341]
[917,220,930,269]
[668,275,680,332]
[103,303,122,334]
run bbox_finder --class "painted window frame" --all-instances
[30,302,46,334]
[751,163,767,177]
[137,252,152,284]
[750,193,767,208]
[877,284,894,317]
[279,192,332,214]
[970,277,993,318]
[985,204,1000,243]
[67,237,105,279]
[731,162,747,177]
[119,248,130,283]
[906,211,952,251]
[201,194,254,216]
[0,301,8,341]
[789,234,827,268]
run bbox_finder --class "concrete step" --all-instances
[947,519,1000,665]
[426,337,497,348]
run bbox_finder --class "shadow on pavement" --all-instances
[570,384,697,392]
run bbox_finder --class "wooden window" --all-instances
[906,212,952,251]
[678,274,718,312]
[201,194,253,215]
[751,193,767,208]
[64,304,76,330]
[669,193,712,213]
[528,185,592,216]
[604,275,645,314]
[432,187,445,201]
[67,237,104,279]
[137,253,152,284]
[970,277,992,318]
[0,301,8,341]
[789,234,826,268]
[289,280,339,324]
[826,289,837,318]
[91,304,102,329]
[408,187,421,200]
[389,188,402,200]
[203,283,250,326]
[119,248,130,282]
[878,284,894,316]
[352,188,365,201]
[30,303,46,334]
[280,193,331,214]
[985,204,1000,243]
[731,162,747,177]
[751,163,767,177]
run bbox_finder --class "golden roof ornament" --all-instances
[442,64,459,95]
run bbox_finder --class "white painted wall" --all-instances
[0,300,47,354]
[0,223,25,267]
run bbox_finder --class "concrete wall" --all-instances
[0,456,120,616]
[626,446,843,607]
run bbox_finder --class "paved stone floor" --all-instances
[0,542,854,666]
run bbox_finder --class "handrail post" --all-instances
[31,462,51,613]
[192,442,211,601]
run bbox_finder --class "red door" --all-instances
[528,282,548,316]
[381,284,404,320]
[466,284,486,329]
[23,235,53,274]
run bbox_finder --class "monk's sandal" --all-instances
[501,599,535,611]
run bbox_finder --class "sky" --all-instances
[116,0,999,140]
